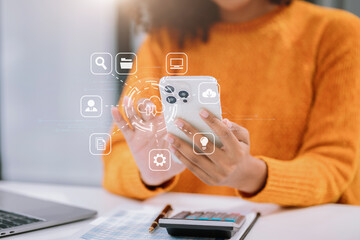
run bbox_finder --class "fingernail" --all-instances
[200,110,209,118]
[164,134,174,144]
[174,119,184,128]
[169,145,176,153]
[223,118,232,128]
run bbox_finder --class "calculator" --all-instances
[159,211,246,239]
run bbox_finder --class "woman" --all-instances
[103,0,360,206]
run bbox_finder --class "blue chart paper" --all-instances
[80,210,210,240]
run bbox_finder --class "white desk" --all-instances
[0,181,359,240]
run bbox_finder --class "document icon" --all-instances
[95,137,106,151]
[89,133,111,155]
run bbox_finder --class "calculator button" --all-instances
[210,212,227,221]
[185,212,203,220]
[198,212,215,220]
[172,211,191,219]
[224,214,245,224]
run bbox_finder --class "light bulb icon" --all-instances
[200,136,209,150]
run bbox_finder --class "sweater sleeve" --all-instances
[238,13,360,206]
[102,34,179,200]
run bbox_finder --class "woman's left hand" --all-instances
[164,109,267,195]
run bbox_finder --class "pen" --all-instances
[149,204,173,233]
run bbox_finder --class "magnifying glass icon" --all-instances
[95,57,107,70]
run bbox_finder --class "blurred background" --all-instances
[0,0,359,187]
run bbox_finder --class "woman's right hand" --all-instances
[111,96,185,187]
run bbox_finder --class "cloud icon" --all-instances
[202,89,217,98]
[137,96,164,116]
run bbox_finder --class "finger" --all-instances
[222,118,250,145]
[169,145,215,186]
[153,115,167,137]
[111,107,133,136]
[199,109,239,150]
[164,134,215,173]
[174,119,220,158]
[137,98,156,122]
[123,96,140,128]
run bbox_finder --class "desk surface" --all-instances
[0,181,359,240]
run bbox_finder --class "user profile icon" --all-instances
[90,52,112,75]
[80,95,102,118]
[166,52,188,75]
[85,100,98,113]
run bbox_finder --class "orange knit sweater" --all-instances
[103,1,360,206]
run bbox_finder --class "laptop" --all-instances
[0,190,97,238]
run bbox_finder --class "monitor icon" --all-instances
[170,58,184,70]
[166,52,188,75]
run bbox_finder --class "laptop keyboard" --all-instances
[0,210,43,229]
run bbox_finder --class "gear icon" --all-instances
[153,154,166,167]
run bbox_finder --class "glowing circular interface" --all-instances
[121,77,177,134]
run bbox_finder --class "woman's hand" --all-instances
[164,109,267,195]
[112,96,185,187]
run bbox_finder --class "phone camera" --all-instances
[179,91,189,98]
[166,96,177,104]
[164,85,175,93]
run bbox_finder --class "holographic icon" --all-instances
[166,52,188,75]
[200,136,209,150]
[153,154,167,167]
[149,149,171,171]
[90,52,112,75]
[89,133,111,155]
[80,95,102,118]
[137,96,164,116]
[116,52,137,75]
[198,82,220,104]
[193,132,215,155]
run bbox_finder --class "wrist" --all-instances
[140,172,175,188]
[238,156,268,195]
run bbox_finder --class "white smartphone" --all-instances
[159,76,222,162]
